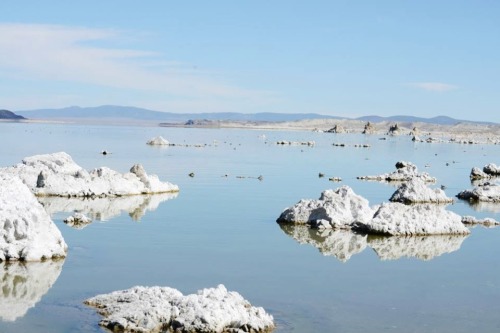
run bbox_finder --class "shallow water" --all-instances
[1,122,500,332]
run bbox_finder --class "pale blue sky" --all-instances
[1,1,499,122]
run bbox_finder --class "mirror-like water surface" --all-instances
[1,122,500,332]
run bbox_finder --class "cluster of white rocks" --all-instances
[63,212,92,229]
[276,140,315,146]
[357,161,436,183]
[461,215,500,227]
[469,163,500,180]
[0,152,179,197]
[0,173,68,261]
[457,182,500,203]
[0,260,64,321]
[85,284,274,333]
[277,182,469,236]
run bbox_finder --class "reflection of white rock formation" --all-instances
[85,284,274,333]
[357,161,436,182]
[368,235,468,261]
[276,186,374,229]
[39,192,179,223]
[0,152,179,197]
[0,260,65,321]
[466,201,500,214]
[1,173,67,261]
[279,224,367,262]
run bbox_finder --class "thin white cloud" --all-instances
[0,23,275,106]
[408,82,458,92]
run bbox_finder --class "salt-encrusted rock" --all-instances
[356,202,470,236]
[483,163,500,176]
[389,178,453,204]
[85,284,274,333]
[325,125,345,133]
[40,193,178,222]
[461,215,500,226]
[0,260,64,321]
[362,121,374,134]
[0,173,67,261]
[470,167,490,180]
[0,152,179,197]
[387,123,400,136]
[368,235,467,261]
[357,161,436,182]
[63,212,92,229]
[457,182,500,202]
[146,136,169,146]
[276,186,374,229]
[279,224,367,262]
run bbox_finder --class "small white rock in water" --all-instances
[0,152,179,197]
[146,136,170,145]
[357,161,436,182]
[63,212,92,229]
[457,182,500,202]
[276,186,374,229]
[0,173,68,261]
[461,215,500,226]
[357,202,470,236]
[85,284,274,333]
[389,178,453,204]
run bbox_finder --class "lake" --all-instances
[1,122,500,333]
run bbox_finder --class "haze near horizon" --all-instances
[1,1,499,122]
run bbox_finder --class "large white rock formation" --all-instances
[470,163,500,180]
[85,284,274,333]
[0,173,67,261]
[1,152,179,197]
[0,260,64,321]
[389,178,453,204]
[358,202,470,236]
[146,136,170,146]
[276,186,374,229]
[357,161,436,182]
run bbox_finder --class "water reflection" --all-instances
[0,260,65,321]
[279,224,367,262]
[465,201,500,214]
[279,225,468,262]
[38,193,178,224]
[367,234,468,261]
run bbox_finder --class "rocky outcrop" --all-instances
[276,186,374,229]
[461,215,500,226]
[63,212,92,229]
[362,121,374,134]
[1,152,179,197]
[325,125,346,133]
[389,178,453,204]
[357,161,436,182]
[469,163,500,180]
[85,284,274,333]
[0,173,67,261]
[387,123,400,135]
[355,202,470,236]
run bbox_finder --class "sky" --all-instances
[1,1,499,122]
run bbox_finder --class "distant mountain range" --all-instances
[12,105,493,125]
[0,109,26,120]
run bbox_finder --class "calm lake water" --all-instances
[1,122,500,333]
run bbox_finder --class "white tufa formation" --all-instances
[389,178,453,204]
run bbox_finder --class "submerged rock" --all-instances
[389,178,453,204]
[276,186,374,229]
[63,212,92,229]
[0,173,67,261]
[146,136,170,146]
[357,161,436,182]
[356,202,470,236]
[368,234,467,261]
[85,284,274,333]
[1,152,179,197]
